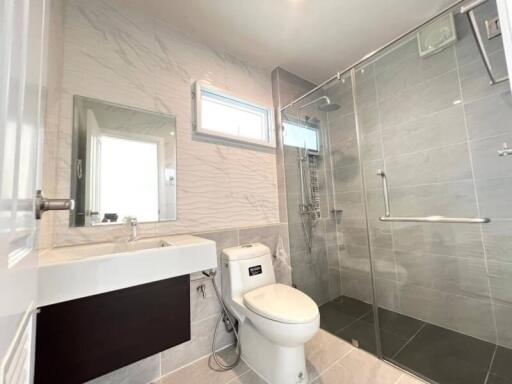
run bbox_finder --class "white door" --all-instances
[0,0,48,383]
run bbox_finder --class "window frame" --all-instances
[193,81,275,148]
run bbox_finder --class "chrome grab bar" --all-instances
[376,170,490,224]
[377,169,391,217]
[379,216,490,223]
[461,0,509,85]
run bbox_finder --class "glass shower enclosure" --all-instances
[281,1,512,383]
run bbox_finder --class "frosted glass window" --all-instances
[282,122,319,152]
[196,84,274,147]
[99,136,159,222]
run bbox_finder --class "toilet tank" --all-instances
[221,243,275,301]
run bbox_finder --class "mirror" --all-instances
[70,96,177,227]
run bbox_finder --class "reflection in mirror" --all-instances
[70,96,177,227]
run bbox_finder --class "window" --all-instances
[194,82,274,147]
[282,121,319,153]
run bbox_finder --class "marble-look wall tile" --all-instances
[45,0,280,248]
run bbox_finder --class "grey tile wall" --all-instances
[331,0,512,348]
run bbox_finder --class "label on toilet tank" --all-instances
[248,265,262,276]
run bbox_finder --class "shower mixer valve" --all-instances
[498,142,512,157]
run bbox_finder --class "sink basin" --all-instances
[39,238,172,265]
[38,235,217,306]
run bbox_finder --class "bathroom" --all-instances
[1,0,512,383]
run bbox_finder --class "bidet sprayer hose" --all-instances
[202,270,242,371]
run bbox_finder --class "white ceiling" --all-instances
[124,0,459,84]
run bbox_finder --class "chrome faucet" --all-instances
[124,216,138,242]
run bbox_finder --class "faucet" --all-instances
[124,216,138,242]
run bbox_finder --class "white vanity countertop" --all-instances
[38,235,217,307]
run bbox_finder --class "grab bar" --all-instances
[379,216,490,223]
[461,0,509,85]
[376,169,490,224]
[377,169,390,217]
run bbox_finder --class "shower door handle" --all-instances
[376,171,490,224]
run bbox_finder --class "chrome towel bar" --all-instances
[379,216,490,223]
[376,169,491,224]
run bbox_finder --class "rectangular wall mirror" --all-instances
[70,96,177,227]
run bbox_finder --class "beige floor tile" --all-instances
[395,373,427,384]
[333,348,402,384]
[226,370,267,384]
[305,329,354,381]
[158,347,249,384]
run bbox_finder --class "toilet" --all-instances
[221,243,319,384]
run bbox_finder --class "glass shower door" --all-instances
[354,1,512,383]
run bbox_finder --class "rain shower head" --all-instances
[318,99,340,111]
[298,96,340,112]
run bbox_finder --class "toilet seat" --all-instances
[243,283,318,324]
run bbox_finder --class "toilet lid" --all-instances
[243,284,319,324]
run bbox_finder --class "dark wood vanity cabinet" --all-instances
[34,275,190,384]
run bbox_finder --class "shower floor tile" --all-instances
[490,346,512,381]
[336,316,408,357]
[393,324,495,384]
[486,374,512,384]
[325,295,372,317]
[319,302,361,334]
[320,296,512,384]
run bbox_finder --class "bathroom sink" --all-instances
[40,238,172,264]
[38,235,217,306]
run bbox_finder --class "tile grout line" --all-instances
[309,342,356,383]
[391,322,427,360]
[331,308,373,335]
[483,344,498,384]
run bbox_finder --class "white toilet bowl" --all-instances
[221,244,320,384]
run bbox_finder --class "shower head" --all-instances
[298,96,340,112]
[318,99,340,112]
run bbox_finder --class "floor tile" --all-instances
[158,346,249,384]
[394,324,495,384]
[305,329,354,381]
[491,346,512,380]
[487,374,512,384]
[226,370,267,384]
[336,316,409,357]
[334,348,402,384]
[319,301,360,334]
[326,296,372,318]
[395,373,427,384]
[363,308,425,340]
